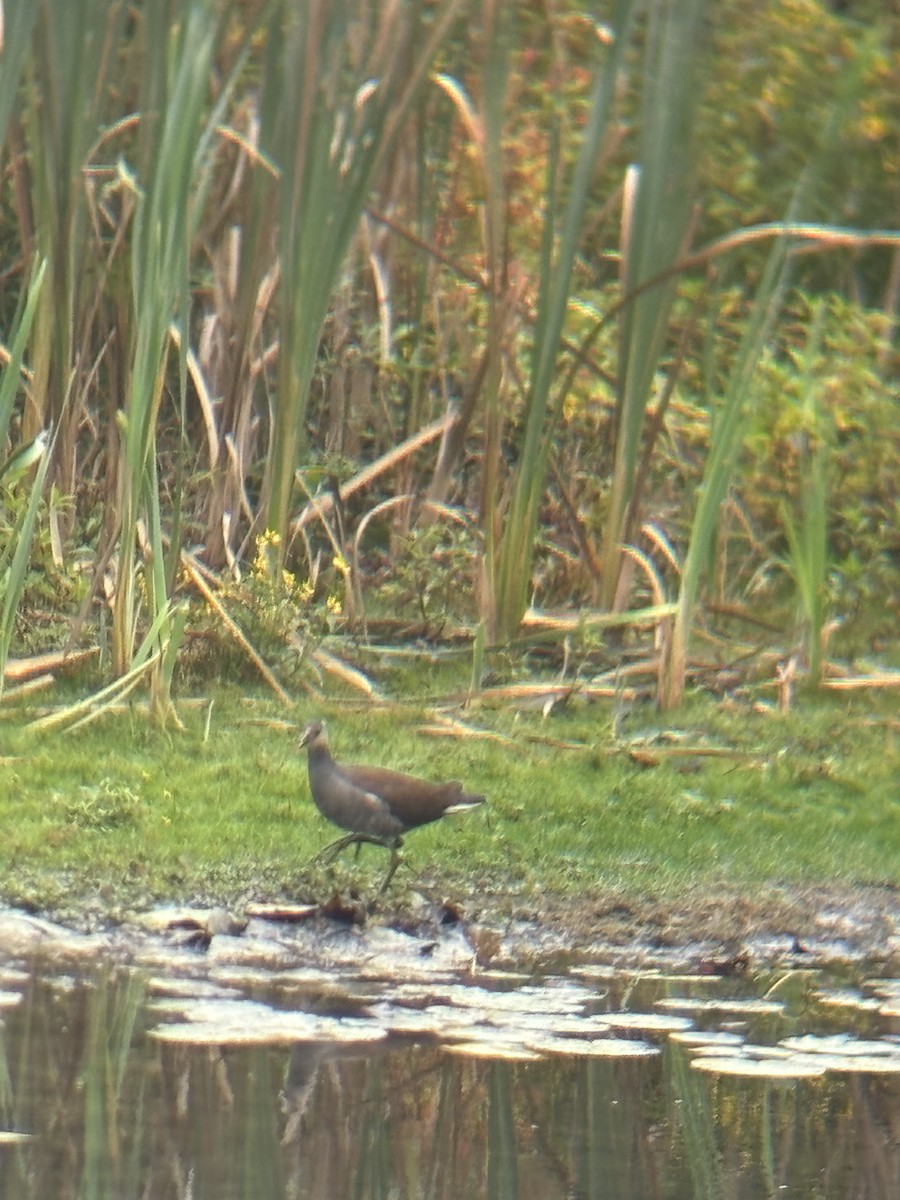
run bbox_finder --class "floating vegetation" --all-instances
[443,1041,544,1062]
[813,1055,900,1075]
[777,1034,900,1073]
[149,996,388,1047]
[781,1033,900,1058]
[3,945,900,1200]
[670,1029,746,1048]
[870,980,900,1018]
[690,1030,900,1079]
[0,968,29,988]
[125,918,900,1080]
[429,981,597,1015]
[604,1011,695,1033]
[656,996,785,1016]
[692,1054,827,1079]
[569,964,624,984]
[529,1036,660,1059]
[371,1006,451,1036]
[145,975,244,1002]
[814,988,882,1011]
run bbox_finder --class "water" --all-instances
[0,948,897,1199]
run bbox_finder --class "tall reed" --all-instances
[781,298,830,685]
[111,2,225,717]
[19,0,129,502]
[0,260,48,692]
[599,0,707,611]
[259,0,465,551]
[658,232,792,710]
[484,1,638,642]
[427,3,514,638]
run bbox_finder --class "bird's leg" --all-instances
[312,831,387,865]
[374,838,405,898]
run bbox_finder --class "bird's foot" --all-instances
[311,832,388,866]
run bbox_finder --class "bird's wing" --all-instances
[330,767,405,839]
[343,765,484,826]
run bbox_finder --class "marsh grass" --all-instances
[261,0,465,547]
[0,1,894,724]
[780,300,830,685]
[0,685,896,921]
[0,261,50,691]
[485,0,639,642]
[598,0,707,612]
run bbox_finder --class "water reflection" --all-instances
[0,960,896,1199]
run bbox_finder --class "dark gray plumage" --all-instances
[298,720,485,893]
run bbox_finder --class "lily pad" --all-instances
[814,989,882,1012]
[443,1041,544,1061]
[671,1029,745,1048]
[0,968,30,988]
[780,1034,900,1058]
[817,1055,900,1075]
[149,996,387,1047]
[528,1036,660,1059]
[371,1006,446,1036]
[604,1011,694,1033]
[692,1055,826,1079]
[656,996,784,1016]
[146,976,241,1001]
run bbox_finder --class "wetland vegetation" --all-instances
[0,0,897,942]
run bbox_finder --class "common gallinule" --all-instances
[298,720,485,893]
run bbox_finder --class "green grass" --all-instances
[0,683,896,926]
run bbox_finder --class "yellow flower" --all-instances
[859,114,886,142]
[326,594,343,615]
[332,553,350,576]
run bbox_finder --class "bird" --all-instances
[298,720,485,895]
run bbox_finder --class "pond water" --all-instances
[0,929,898,1200]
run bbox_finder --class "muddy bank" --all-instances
[527,881,900,964]
[0,881,897,976]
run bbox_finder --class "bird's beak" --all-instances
[298,727,311,748]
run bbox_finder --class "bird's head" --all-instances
[299,720,327,751]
